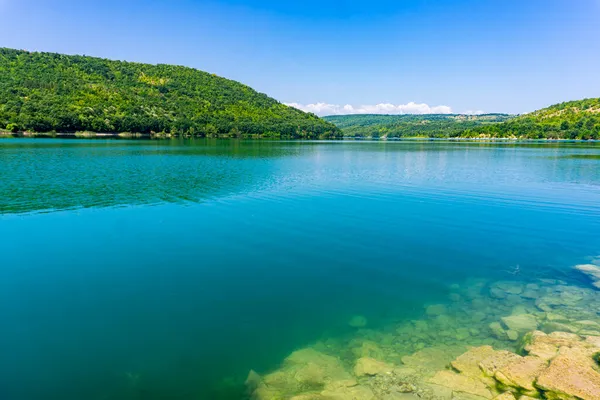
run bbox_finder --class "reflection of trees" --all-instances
[0,140,314,214]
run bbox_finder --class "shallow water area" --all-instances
[1,139,600,400]
[248,270,600,400]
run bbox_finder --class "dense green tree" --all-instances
[465,99,600,140]
[324,114,513,138]
[0,48,341,139]
[326,99,600,140]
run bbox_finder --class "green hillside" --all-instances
[326,99,600,140]
[324,114,513,138]
[0,48,341,139]
[460,98,600,139]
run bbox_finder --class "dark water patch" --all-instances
[559,153,600,159]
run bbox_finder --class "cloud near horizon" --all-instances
[285,102,455,116]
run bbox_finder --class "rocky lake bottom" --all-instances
[246,258,600,400]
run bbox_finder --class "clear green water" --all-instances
[0,139,599,399]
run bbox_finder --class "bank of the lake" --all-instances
[2,132,599,143]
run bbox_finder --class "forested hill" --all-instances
[324,114,513,138]
[0,48,341,139]
[461,98,600,139]
[326,99,600,140]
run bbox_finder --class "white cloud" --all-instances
[463,110,486,115]
[285,102,453,116]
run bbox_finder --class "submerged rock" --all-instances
[250,347,354,399]
[506,330,519,341]
[575,264,600,289]
[354,357,394,377]
[587,336,600,347]
[521,331,561,361]
[450,293,462,302]
[521,289,539,300]
[450,346,498,377]
[426,304,448,317]
[401,346,465,377]
[436,331,600,400]
[455,328,472,341]
[494,356,547,393]
[576,320,600,333]
[245,370,262,393]
[251,385,284,400]
[321,384,375,400]
[492,393,515,400]
[519,331,600,399]
[536,346,600,400]
[545,312,570,322]
[413,320,429,332]
[349,315,368,328]
[489,322,507,340]
[490,287,508,300]
[522,331,588,359]
[249,273,600,400]
[448,346,499,389]
[522,284,540,300]
[471,312,487,323]
[352,341,385,360]
[478,350,522,377]
[575,264,600,280]
[541,321,579,334]
[495,281,524,295]
[419,382,454,399]
[428,370,494,399]
[500,314,538,333]
[453,393,491,400]
[382,393,419,400]
[290,395,325,400]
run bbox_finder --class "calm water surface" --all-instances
[1,139,599,399]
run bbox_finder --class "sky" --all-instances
[1,0,599,115]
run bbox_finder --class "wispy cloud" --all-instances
[285,102,454,116]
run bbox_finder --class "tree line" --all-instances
[0,48,341,139]
[325,99,600,140]
[324,114,513,138]
[459,99,600,140]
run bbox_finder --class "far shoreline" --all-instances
[1,131,599,143]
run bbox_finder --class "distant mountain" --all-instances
[462,98,600,139]
[0,48,341,139]
[324,114,513,138]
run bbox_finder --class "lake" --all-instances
[1,139,600,400]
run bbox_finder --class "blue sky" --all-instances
[1,0,599,115]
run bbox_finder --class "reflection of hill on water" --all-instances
[0,139,308,215]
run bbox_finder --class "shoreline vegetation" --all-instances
[0,130,311,139]
[324,102,600,140]
[1,47,599,141]
[1,130,598,142]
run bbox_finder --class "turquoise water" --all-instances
[1,139,600,399]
